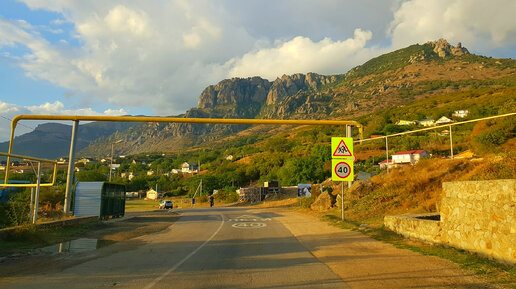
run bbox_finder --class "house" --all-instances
[453,109,469,118]
[171,169,180,174]
[225,155,234,161]
[454,149,475,159]
[378,159,395,169]
[418,119,435,127]
[100,158,108,163]
[391,150,430,165]
[109,164,120,170]
[145,188,160,200]
[77,158,94,165]
[147,170,154,176]
[181,162,198,173]
[57,157,68,164]
[435,116,454,125]
[395,120,416,126]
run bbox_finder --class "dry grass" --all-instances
[321,153,516,225]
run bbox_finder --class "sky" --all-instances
[0,0,516,141]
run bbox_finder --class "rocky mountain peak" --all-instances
[266,72,336,105]
[197,77,272,109]
[425,39,469,58]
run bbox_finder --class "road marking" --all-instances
[143,213,225,289]
[232,222,267,228]
[228,218,271,222]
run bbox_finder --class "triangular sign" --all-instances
[333,140,352,157]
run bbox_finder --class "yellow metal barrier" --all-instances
[0,152,57,187]
[4,114,363,189]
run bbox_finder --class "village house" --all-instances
[395,120,416,126]
[181,162,198,173]
[76,158,94,165]
[453,109,469,118]
[379,150,430,169]
[145,188,160,200]
[435,116,454,125]
[418,119,435,127]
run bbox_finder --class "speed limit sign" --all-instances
[332,159,354,181]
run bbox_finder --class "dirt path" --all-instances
[276,209,500,289]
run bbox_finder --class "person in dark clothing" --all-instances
[209,195,214,207]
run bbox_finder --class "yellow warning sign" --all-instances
[331,137,353,158]
[332,159,354,181]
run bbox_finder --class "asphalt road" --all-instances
[1,207,351,289]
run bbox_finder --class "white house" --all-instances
[453,109,469,118]
[391,150,430,165]
[146,189,159,200]
[181,162,198,173]
[395,120,416,126]
[435,116,454,125]
[147,170,154,176]
[418,119,435,127]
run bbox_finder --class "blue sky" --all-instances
[0,0,515,141]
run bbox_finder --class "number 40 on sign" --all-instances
[332,159,354,181]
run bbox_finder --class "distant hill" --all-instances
[0,121,138,159]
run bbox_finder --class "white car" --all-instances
[159,200,173,209]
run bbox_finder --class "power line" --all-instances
[0,115,36,131]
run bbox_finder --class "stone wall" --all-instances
[441,179,516,264]
[385,179,516,264]
[384,213,441,244]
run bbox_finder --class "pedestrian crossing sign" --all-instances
[331,137,353,158]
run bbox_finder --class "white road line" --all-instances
[143,213,225,289]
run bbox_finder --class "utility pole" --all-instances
[109,140,123,182]
[385,137,389,173]
[449,125,454,159]
[64,120,79,214]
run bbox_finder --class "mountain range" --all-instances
[3,39,515,159]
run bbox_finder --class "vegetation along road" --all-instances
[0,206,499,289]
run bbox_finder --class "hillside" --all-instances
[78,39,516,156]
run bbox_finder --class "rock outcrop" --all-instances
[266,73,336,104]
[198,77,271,109]
[310,191,335,211]
[426,39,469,58]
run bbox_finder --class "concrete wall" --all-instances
[385,179,516,264]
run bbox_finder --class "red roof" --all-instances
[378,159,394,164]
[392,150,426,156]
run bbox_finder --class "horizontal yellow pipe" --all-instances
[0,183,54,188]
[11,114,362,129]
[0,152,57,164]
[5,114,362,188]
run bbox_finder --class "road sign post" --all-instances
[331,136,354,221]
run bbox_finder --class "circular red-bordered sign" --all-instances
[334,162,351,179]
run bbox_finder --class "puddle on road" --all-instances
[37,238,116,254]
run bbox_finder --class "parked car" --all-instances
[159,200,173,209]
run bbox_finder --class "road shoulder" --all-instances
[276,209,499,289]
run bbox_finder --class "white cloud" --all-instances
[0,0,515,128]
[389,0,516,52]
[225,29,377,80]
